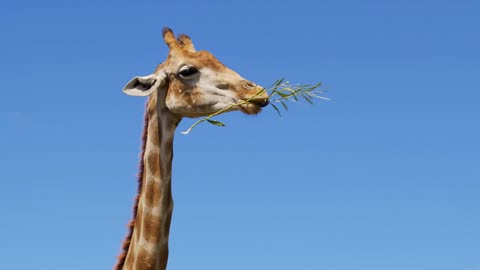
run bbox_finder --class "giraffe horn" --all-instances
[162,27,180,50]
[177,34,196,52]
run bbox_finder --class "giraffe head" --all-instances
[122,27,269,117]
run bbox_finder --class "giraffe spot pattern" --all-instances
[147,153,160,177]
[141,211,162,243]
[136,247,156,269]
[143,177,162,208]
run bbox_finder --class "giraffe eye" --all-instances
[178,67,198,78]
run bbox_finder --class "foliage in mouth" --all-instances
[181,78,328,134]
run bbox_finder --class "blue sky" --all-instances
[1,1,479,269]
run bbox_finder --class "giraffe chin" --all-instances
[239,103,263,115]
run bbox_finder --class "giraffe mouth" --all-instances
[238,103,261,115]
[237,97,269,115]
[250,99,269,107]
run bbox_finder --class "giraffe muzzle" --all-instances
[258,100,269,107]
[250,99,269,108]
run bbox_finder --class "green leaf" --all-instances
[273,78,285,88]
[303,95,314,104]
[207,119,226,127]
[280,100,288,111]
[270,78,285,93]
[270,103,282,117]
[275,91,289,98]
[306,82,322,92]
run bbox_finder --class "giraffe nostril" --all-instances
[259,100,269,107]
[244,81,256,89]
[217,83,230,90]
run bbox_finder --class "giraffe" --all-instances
[114,27,269,270]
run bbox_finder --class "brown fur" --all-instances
[136,247,155,269]
[114,101,150,270]
[142,212,162,243]
[143,179,162,208]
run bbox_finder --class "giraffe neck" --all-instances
[121,90,181,270]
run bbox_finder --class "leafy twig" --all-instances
[181,79,328,134]
[267,79,329,116]
[181,88,267,134]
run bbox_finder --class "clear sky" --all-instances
[1,1,479,269]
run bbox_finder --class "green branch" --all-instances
[267,78,329,116]
[181,79,328,134]
[181,88,267,135]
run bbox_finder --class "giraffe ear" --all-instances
[122,73,167,96]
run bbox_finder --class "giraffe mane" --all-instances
[114,100,150,270]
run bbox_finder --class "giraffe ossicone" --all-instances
[115,27,268,270]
